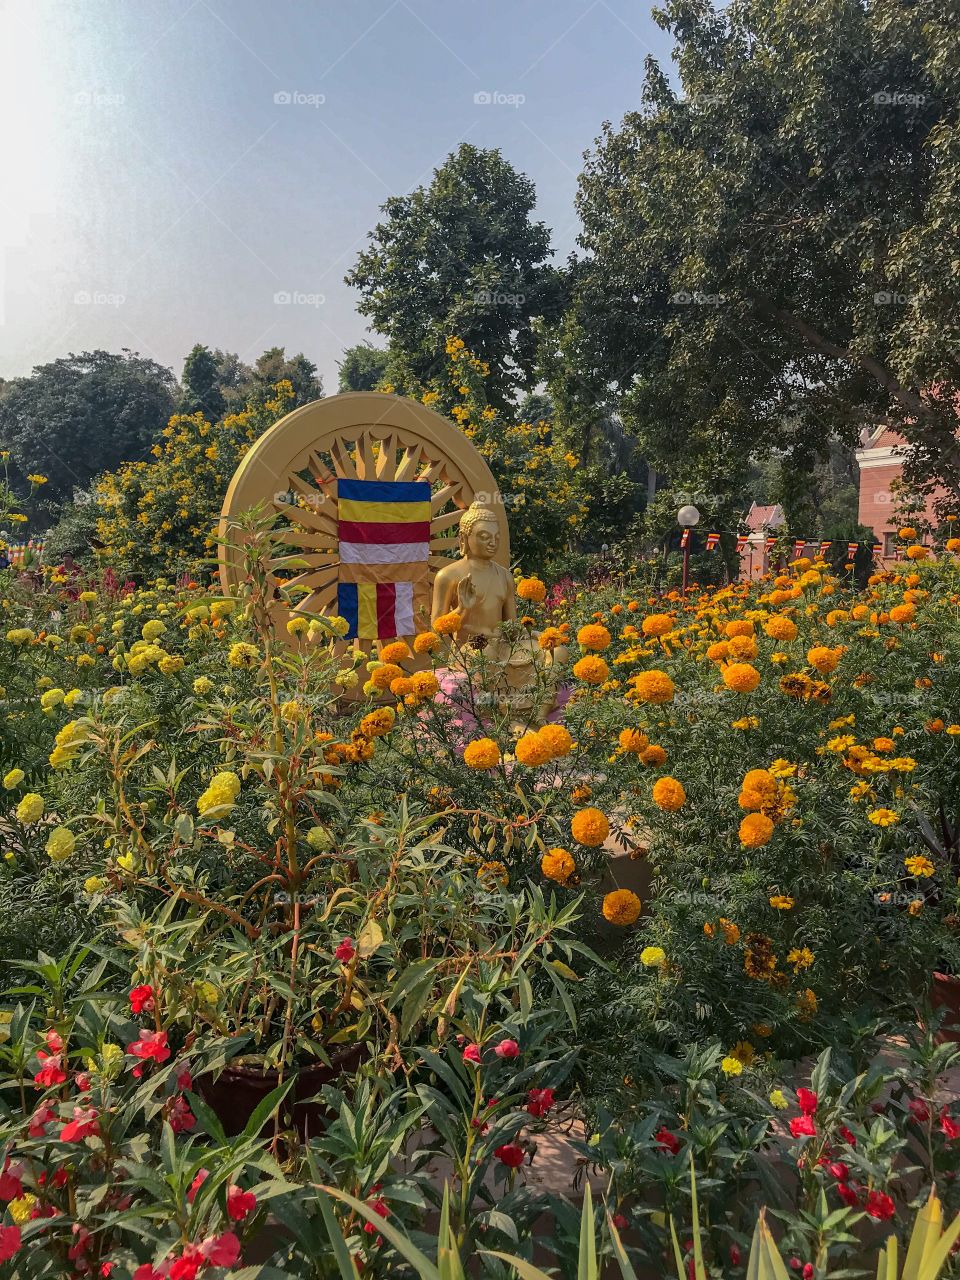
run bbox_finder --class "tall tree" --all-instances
[179,344,225,419]
[338,343,389,393]
[249,348,322,407]
[561,0,960,511]
[346,144,562,409]
[0,349,175,502]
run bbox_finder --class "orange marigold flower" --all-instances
[722,662,761,693]
[413,631,441,654]
[517,577,546,603]
[631,669,675,704]
[764,615,797,641]
[807,646,840,674]
[652,776,686,812]
[433,611,462,636]
[641,613,674,637]
[541,846,575,884]
[618,728,649,755]
[539,723,573,758]
[706,641,730,662]
[573,655,609,685]
[740,813,774,847]
[463,738,501,770]
[602,888,642,925]
[724,619,754,638]
[370,662,404,691]
[514,732,552,767]
[572,807,610,846]
[577,623,611,650]
[640,744,667,766]
[889,602,915,624]
[906,544,929,561]
[379,640,410,664]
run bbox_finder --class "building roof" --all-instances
[744,502,785,533]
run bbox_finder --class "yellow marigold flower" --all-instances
[287,615,309,635]
[572,807,610,847]
[787,946,814,971]
[538,625,567,651]
[227,642,260,669]
[197,770,241,818]
[721,1056,744,1077]
[720,918,740,944]
[433,611,462,636]
[631,669,675,704]
[740,813,774,847]
[898,526,917,540]
[618,728,649,754]
[641,613,675,638]
[577,623,611,651]
[797,988,817,1018]
[769,1089,788,1110]
[46,826,76,862]
[411,670,439,698]
[722,662,761,693]
[463,737,501,770]
[514,732,552,766]
[8,1193,37,1223]
[541,846,575,884]
[141,619,165,642]
[158,654,184,675]
[15,792,44,824]
[516,577,546,603]
[640,945,666,967]
[193,676,213,695]
[413,631,440,654]
[652,776,686,812]
[907,544,928,560]
[78,590,97,603]
[369,662,403,692]
[769,894,794,910]
[905,854,935,877]
[3,768,25,789]
[573,655,609,684]
[868,808,898,827]
[602,888,641,925]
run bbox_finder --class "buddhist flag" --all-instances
[792,539,806,559]
[336,479,431,639]
[819,540,832,554]
[705,532,720,552]
[735,534,748,554]
[679,529,690,549]
[765,535,777,550]
[872,541,883,556]
[847,541,859,559]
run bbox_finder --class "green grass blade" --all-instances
[578,1181,598,1280]
[317,1192,360,1280]
[606,1211,639,1280]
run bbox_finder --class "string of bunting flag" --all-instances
[688,532,890,559]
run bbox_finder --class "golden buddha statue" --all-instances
[431,503,565,726]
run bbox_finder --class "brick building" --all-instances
[855,426,942,560]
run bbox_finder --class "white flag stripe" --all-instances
[339,541,429,564]
[395,582,414,634]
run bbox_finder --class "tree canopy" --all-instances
[346,144,563,409]
[337,344,389,393]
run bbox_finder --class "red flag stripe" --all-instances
[338,520,431,544]
[376,582,397,636]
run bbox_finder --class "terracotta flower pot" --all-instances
[197,1041,366,1138]
[930,971,960,1043]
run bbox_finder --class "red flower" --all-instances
[827,1161,849,1182]
[836,1182,859,1208]
[132,1268,165,1280]
[655,1126,681,1155]
[0,1162,24,1201]
[187,1170,209,1204]
[803,1267,814,1280]
[941,1109,960,1141]
[865,1190,895,1221]
[334,938,356,963]
[169,1258,200,1280]
[226,1185,257,1222]
[462,1044,481,1065]
[362,1198,389,1234]
[494,1038,520,1059]
[729,1244,742,1265]
[34,1050,67,1088]
[199,1232,241,1267]
[168,1096,195,1135]
[60,1105,101,1142]
[127,1030,170,1065]
[45,1029,64,1053]
[129,985,155,1015]
[796,1088,818,1115]
[789,1114,817,1138]
[908,1097,931,1123]
[0,1226,22,1264]
[175,1064,193,1091]
[100,1265,115,1277]
[613,1213,629,1230]
[75,1072,92,1093]
[527,1087,556,1118]
[494,1143,525,1168]
[837,1125,857,1147]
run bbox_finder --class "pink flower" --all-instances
[941,1109,960,1141]
[655,1126,681,1154]
[803,1266,814,1280]
[334,938,356,963]
[789,1114,817,1138]
[527,1087,556,1118]
[494,1143,525,1168]
[45,1029,64,1053]
[494,1038,520,1059]
[865,1190,895,1221]
[29,1102,56,1136]
[0,1226,22,1264]
[129,984,155,1015]
[199,1232,241,1268]
[127,1030,170,1065]
[462,1044,481,1065]
[796,1087,818,1115]
[175,1064,193,1091]
[34,1050,67,1088]
[187,1169,209,1204]
[908,1097,930,1123]
[0,1162,24,1201]
[60,1105,101,1142]
[168,1096,195,1135]
[226,1185,257,1222]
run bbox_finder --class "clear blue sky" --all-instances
[0,0,675,392]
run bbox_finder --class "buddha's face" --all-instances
[464,518,499,559]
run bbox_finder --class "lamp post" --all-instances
[677,504,700,594]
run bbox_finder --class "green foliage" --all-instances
[337,343,389,393]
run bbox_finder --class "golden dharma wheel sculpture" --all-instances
[218,392,508,643]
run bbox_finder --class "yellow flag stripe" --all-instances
[338,499,431,524]
[357,583,379,638]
